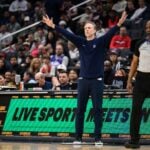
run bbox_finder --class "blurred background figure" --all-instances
[67,41,79,67]
[104,60,115,88]
[0,25,13,49]
[58,71,70,90]
[23,71,36,84]
[0,75,6,86]
[35,72,52,90]
[109,26,131,52]
[44,0,63,24]
[112,68,127,89]
[9,0,28,12]
[68,69,78,84]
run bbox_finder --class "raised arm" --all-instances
[100,11,128,46]
[42,15,83,47]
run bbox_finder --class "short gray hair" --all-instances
[84,21,96,30]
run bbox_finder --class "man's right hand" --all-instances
[42,15,55,29]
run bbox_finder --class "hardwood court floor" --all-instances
[0,142,150,150]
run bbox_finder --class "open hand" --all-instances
[117,11,128,26]
[42,15,55,29]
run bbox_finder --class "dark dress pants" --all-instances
[75,78,103,140]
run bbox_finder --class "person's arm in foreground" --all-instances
[101,11,128,46]
[42,15,83,46]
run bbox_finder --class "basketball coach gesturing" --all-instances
[43,12,127,145]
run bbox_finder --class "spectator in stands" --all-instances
[8,55,20,74]
[7,15,21,32]
[19,55,33,76]
[43,11,127,144]
[112,0,127,13]
[107,10,119,28]
[0,59,6,75]
[105,0,114,12]
[45,30,56,49]
[30,39,40,58]
[95,20,106,38]
[55,64,67,77]
[28,57,41,76]
[22,41,30,54]
[4,71,16,87]
[125,20,150,149]
[50,43,69,68]
[23,71,36,84]
[0,75,5,86]
[67,41,79,66]
[108,52,121,71]
[51,64,68,90]
[11,70,17,85]
[130,0,149,21]
[126,0,136,19]
[0,11,10,25]
[0,57,10,75]
[78,6,93,25]
[58,71,70,90]
[27,33,34,48]
[111,68,127,89]
[0,25,13,49]
[34,26,47,45]
[68,69,78,90]
[44,43,54,56]
[40,56,52,77]
[35,72,52,90]
[104,60,115,87]
[23,16,31,27]
[59,20,67,29]
[109,26,131,52]
[38,44,47,57]
[33,4,43,22]
[68,69,78,83]
[55,39,70,57]
[9,0,28,12]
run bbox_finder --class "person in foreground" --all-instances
[43,12,127,145]
[125,20,150,149]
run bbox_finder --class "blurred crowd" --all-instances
[0,0,150,90]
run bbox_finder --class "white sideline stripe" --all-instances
[72,14,86,21]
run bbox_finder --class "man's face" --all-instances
[5,72,12,82]
[35,75,44,87]
[69,70,78,81]
[59,73,69,85]
[127,1,134,10]
[120,27,127,36]
[146,21,150,36]
[10,57,17,65]
[84,23,96,39]
[110,54,118,62]
[0,75,5,85]
[104,61,112,71]
[55,45,63,56]
[0,25,6,33]
[0,59,4,68]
